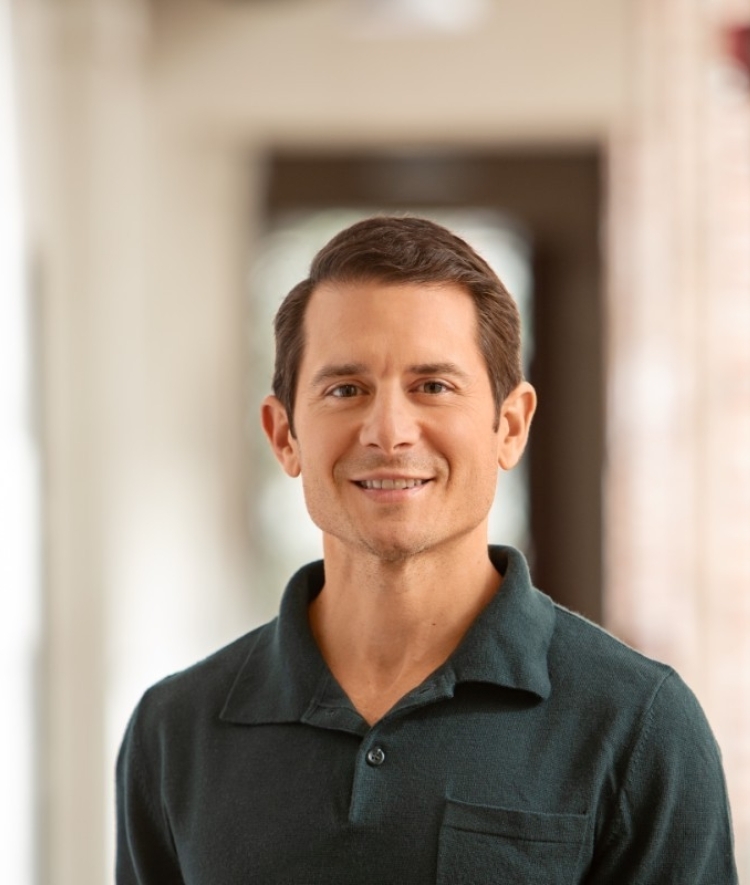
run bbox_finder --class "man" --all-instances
[117,216,737,883]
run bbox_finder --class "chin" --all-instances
[360,535,433,564]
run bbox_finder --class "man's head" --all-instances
[271,216,523,435]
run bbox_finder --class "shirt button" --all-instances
[366,746,386,766]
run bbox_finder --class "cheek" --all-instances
[439,414,499,461]
[295,434,337,490]
[454,433,501,497]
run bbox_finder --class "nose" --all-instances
[358,387,420,453]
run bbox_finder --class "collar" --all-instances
[220,546,554,732]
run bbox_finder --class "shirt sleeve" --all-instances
[587,670,738,884]
[116,696,185,885]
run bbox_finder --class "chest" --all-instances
[165,692,599,884]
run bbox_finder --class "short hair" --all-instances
[271,215,523,434]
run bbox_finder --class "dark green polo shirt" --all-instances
[116,546,737,884]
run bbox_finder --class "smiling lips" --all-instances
[356,478,430,490]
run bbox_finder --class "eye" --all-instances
[417,380,451,395]
[328,383,361,398]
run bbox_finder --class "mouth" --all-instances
[355,478,430,490]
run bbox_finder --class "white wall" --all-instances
[153,0,630,144]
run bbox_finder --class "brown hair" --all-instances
[272,215,523,434]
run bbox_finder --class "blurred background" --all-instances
[1,0,749,881]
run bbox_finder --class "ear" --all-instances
[496,382,537,470]
[261,395,301,478]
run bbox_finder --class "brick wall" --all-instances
[606,0,750,876]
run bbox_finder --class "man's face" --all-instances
[263,280,534,564]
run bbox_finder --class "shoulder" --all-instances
[126,620,275,736]
[547,601,719,757]
[549,601,673,694]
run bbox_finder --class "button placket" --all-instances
[348,735,393,823]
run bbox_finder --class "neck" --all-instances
[309,534,501,724]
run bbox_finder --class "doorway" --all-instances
[256,148,604,623]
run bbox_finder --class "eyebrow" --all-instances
[309,361,471,388]
[310,363,368,388]
[409,362,471,382]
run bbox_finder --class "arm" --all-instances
[588,671,738,884]
[116,700,185,885]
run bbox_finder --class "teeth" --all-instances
[360,478,426,490]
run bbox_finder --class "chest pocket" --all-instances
[436,798,588,885]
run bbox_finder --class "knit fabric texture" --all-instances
[116,546,738,884]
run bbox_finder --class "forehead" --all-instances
[302,280,482,359]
